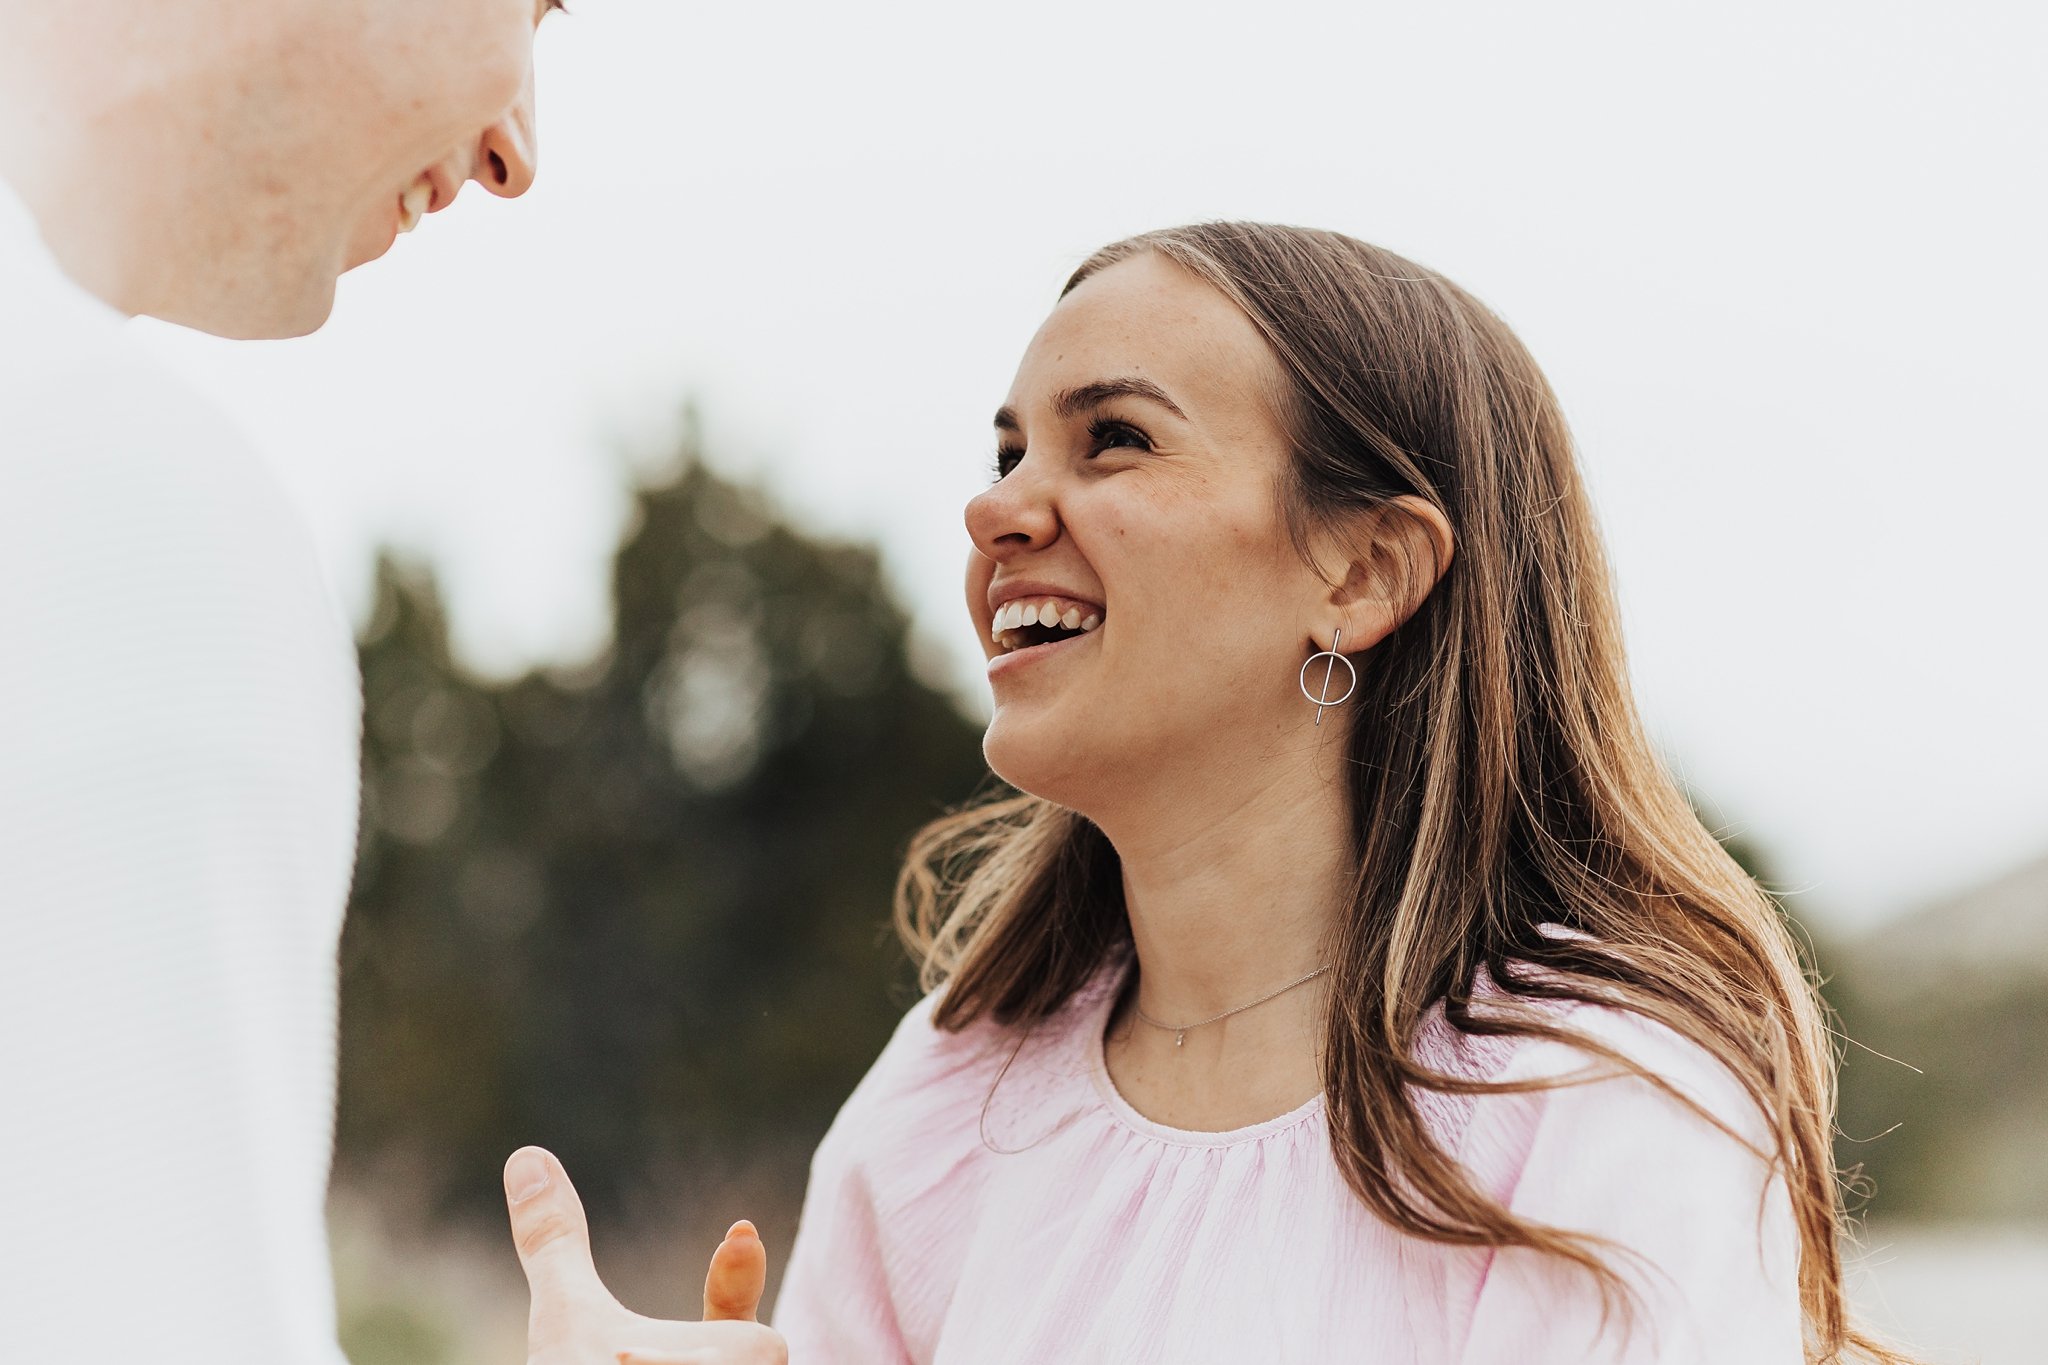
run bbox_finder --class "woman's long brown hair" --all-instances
[896,223,1906,1363]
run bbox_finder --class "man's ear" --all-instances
[1309,495,1455,653]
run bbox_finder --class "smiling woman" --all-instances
[769,223,1921,1365]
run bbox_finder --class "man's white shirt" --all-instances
[0,175,360,1363]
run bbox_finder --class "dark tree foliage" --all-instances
[336,444,990,1225]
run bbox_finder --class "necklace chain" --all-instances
[1132,963,1333,1048]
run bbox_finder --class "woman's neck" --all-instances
[1091,739,1353,1129]
[1107,750,1352,1018]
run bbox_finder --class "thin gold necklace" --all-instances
[1132,963,1333,1048]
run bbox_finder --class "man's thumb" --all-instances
[701,1219,768,1322]
[504,1146,611,1315]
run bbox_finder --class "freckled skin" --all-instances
[963,252,1331,816]
[958,249,1456,1138]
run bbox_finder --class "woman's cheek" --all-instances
[964,550,997,652]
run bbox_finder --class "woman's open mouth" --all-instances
[987,595,1104,676]
[990,596,1102,653]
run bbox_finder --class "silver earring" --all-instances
[1298,629,1358,726]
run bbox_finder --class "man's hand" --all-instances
[504,1146,788,1365]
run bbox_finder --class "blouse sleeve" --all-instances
[1452,1009,1805,1365]
[771,996,949,1365]
[773,1119,917,1365]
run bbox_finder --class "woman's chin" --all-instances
[982,722,1098,812]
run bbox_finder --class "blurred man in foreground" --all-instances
[0,3,778,1360]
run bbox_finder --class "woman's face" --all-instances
[965,251,1335,813]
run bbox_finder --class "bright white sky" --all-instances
[135,0,2046,932]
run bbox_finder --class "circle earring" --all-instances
[1298,629,1358,727]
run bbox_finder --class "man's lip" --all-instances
[421,165,460,215]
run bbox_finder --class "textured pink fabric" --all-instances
[775,958,1803,1364]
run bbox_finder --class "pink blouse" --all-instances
[774,957,1803,1364]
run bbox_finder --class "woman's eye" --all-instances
[1089,419,1152,454]
[992,421,1147,480]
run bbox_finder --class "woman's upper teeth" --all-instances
[990,596,1103,644]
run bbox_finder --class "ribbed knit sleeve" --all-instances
[0,304,361,1364]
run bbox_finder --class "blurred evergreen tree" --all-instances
[336,434,990,1225]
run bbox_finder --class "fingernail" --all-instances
[727,1219,758,1240]
[505,1148,551,1204]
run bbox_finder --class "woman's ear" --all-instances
[1310,495,1455,652]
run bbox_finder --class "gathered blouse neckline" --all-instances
[1079,956,1329,1150]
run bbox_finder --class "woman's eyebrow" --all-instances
[993,376,1188,433]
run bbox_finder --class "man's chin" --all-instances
[160,276,339,341]
[342,228,398,275]
[341,202,404,276]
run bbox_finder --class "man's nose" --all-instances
[473,67,538,199]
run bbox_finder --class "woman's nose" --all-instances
[964,456,1060,560]
[473,68,538,199]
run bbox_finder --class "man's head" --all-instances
[0,0,559,338]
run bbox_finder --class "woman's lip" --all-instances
[986,627,1096,678]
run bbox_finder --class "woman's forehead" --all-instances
[1007,254,1284,422]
